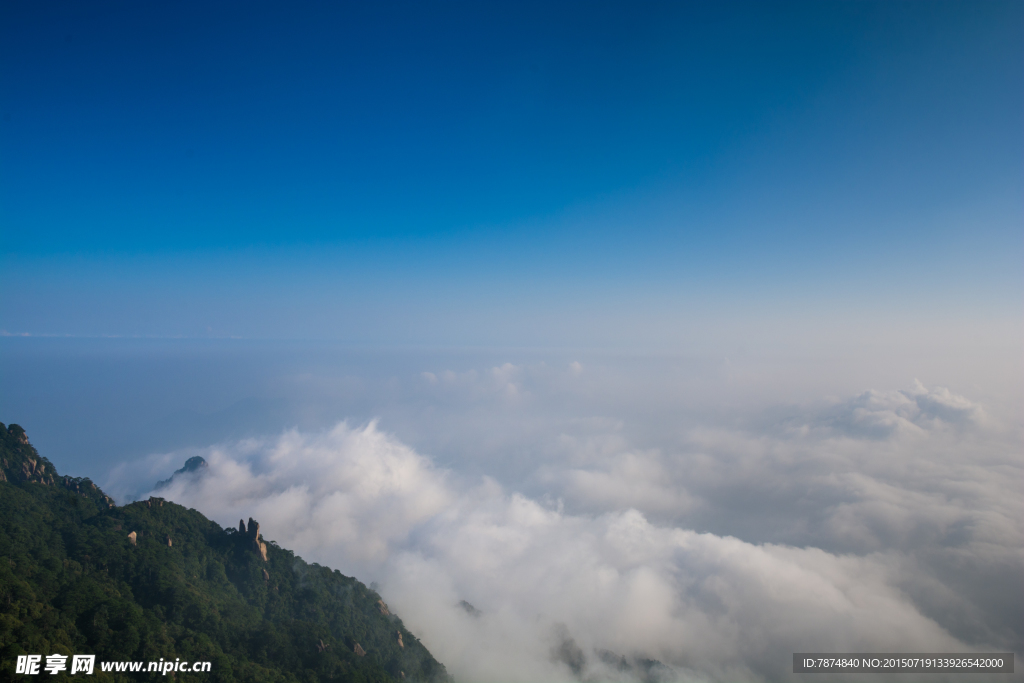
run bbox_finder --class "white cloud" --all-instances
[803,381,987,439]
[145,380,1023,682]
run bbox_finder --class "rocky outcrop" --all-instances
[9,448,54,485]
[128,531,137,546]
[378,599,390,616]
[397,631,404,648]
[353,643,366,657]
[0,425,59,487]
[166,535,173,547]
[247,517,268,561]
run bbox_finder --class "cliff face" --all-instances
[0,424,53,485]
[0,423,449,683]
[0,423,115,508]
[244,517,269,562]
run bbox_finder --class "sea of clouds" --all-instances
[115,359,1022,683]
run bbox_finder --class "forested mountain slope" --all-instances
[0,423,448,683]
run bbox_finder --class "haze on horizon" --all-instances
[1,1,1021,681]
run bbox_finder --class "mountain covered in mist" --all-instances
[0,423,449,682]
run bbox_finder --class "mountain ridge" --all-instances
[0,422,449,683]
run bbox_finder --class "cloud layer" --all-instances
[145,377,1022,683]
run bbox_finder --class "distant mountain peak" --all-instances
[154,455,209,490]
[180,455,209,472]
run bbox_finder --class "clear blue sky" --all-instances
[1,0,1020,344]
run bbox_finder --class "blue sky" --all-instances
[1,0,1021,344]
